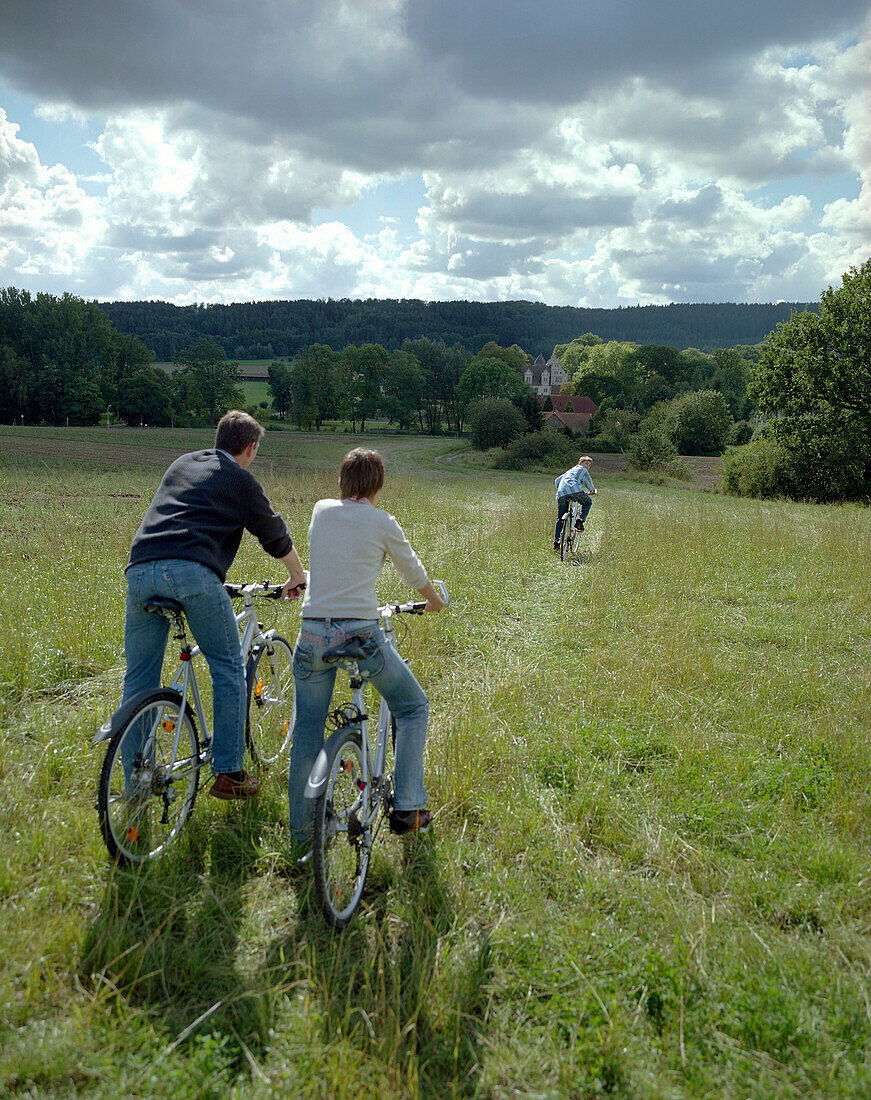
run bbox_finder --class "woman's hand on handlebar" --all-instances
[418,579,448,613]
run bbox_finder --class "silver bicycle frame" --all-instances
[123,584,282,771]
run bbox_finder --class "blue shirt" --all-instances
[555,464,595,499]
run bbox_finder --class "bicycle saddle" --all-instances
[143,596,184,615]
[323,637,370,662]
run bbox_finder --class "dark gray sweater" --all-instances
[128,450,292,581]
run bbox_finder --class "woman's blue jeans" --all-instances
[287,618,429,846]
[123,559,246,774]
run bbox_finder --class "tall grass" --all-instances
[1,430,870,1097]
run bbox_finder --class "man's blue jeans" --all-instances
[287,618,429,846]
[123,559,246,774]
[554,492,592,546]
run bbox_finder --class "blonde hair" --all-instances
[579,455,592,464]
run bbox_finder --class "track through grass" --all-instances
[1,428,869,1097]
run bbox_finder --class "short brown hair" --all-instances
[340,448,385,499]
[215,410,265,455]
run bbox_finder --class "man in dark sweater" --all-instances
[123,410,307,799]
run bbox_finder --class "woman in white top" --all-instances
[287,448,446,849]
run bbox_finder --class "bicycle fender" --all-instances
[92,688,182,744]
[304,724,360,800]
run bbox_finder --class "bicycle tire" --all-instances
[312,727,372,928]
[567,512,581,554]
[559,508,571,561]
[246,634,294,766]
[97,690,202,865]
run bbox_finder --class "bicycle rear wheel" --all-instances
[312,728,372,928]
[567,511,581,554]
[559,508,571,560]
[97,690,201,865]
[247,634,294,766]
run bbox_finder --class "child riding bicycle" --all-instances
[553,454,597,550]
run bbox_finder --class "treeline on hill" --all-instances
[4,259,867,505]
[99,297,815,359]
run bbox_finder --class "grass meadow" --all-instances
[1,426,870,1098]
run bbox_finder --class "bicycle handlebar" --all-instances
[380,600,428,616]
[224,581,296,600]
[380,580,449,617]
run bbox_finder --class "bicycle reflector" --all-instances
[162,719,176,732]
[255,680,264,698]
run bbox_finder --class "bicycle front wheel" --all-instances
[312,728,371,928]
[247,634,294,766]
[97,690,202,865]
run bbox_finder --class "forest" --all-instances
[99,297,814,360]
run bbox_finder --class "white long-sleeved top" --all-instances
[300,498,429,620]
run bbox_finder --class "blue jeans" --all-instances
[554,492,592,545]
[123,559,246,774]
[287,618,429,846]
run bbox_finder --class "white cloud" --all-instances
[0,2,868,306]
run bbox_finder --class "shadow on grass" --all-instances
[268,833,491,1098]
[79,801,273,1069]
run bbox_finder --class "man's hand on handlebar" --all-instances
[281,575,307,601]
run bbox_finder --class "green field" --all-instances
[1,428,869,1097]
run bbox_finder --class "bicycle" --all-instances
[304,581,449,928]
[558,497,585,560]
[95,581,297,865]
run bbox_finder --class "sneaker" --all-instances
[209,770,259,800]
[575,520,585,531]
[389,809,433,835]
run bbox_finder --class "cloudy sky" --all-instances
[0,0,869,308]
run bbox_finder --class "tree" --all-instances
[477,341,531,370]
[553,333,604,376]
[466,398,527,451]
[511,388,544,433]
[383,350,425,430]
[455,356,527,422]
[116,365,174,426]
[268,360,292,420]
[343,343,388,431]
[174,337,243,425]
[755,262,871,424]
[744,261,871,502]
[290,344,341,429]
[663,390,732,455]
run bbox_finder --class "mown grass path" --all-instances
[1,429,869,1098]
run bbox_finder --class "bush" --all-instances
[628,429,677,470]
[725,417,870,503]
[728,420,753,446]
[493,429,578,471]
[467,398,527,451]
[664,456,694,480]
[723,437,798,499]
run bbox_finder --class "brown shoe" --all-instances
[209,770,259,800]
